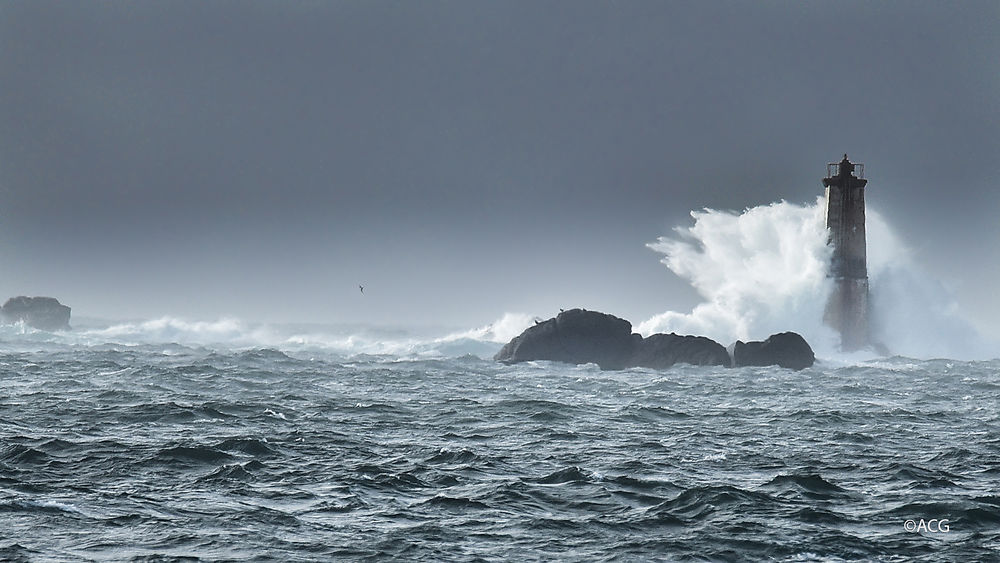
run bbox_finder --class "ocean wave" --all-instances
[148,445,236,466]
[0,313,535,361]
[0,444,51,466]
[527,466,594,485]
[214,437,279,457]
[0,499,86,516]
[4,340,1000,561]
[195,463,260,483]
[647,485,784,522]
[761,473,854,501]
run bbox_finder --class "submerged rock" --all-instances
[495,309,814,371]
[732,332,814,370]
[1,296,71,331]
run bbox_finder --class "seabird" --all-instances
[359,285,364,294]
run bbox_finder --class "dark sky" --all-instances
[1,1,998,332]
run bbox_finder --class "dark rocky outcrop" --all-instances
[732,332,814,370]
[495,309,815,370]
[631,333,731,369]
[1,296,71,331]
[494,309,637,370]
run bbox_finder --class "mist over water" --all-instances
[865,218,995,360]
[16,197,989,363]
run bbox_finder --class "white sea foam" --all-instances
[56,313,530,359]
[84,317,271,345]
[437,313,535,344]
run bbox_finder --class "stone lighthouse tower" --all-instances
[823,154,869,351]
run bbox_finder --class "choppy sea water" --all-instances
[2,325,999,562]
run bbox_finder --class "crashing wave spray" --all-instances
[637,198,839,356]
[638,198,994,360]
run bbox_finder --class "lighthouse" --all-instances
[823,154,869,351]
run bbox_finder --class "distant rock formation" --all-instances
[1,296,71,331]
[495,309,813,370]
[732,332,815,370]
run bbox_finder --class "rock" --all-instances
[1,296,72,331]
[631,333,731,369]
[732,332,814,370]
[494,309,637,370]
[495,309,815,371]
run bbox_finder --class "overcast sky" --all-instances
[1,1,998,333]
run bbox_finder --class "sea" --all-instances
[4,200,999,561]
[2,318,999,562]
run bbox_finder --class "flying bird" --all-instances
[359,285,364,294]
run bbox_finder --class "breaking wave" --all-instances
[0,313,535,359]
[638,198,837,354]
[639,198,995,360]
